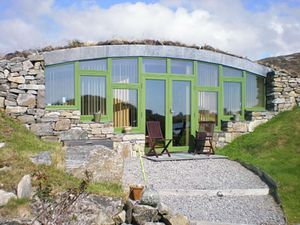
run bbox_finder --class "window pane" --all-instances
[81,76,106,116]
[224,82,241,115]
[143,58,166,73]
[79,59,107,70]
[45,64,75,106]
[198,62,219,86]
[198,92,218,125]
[171,60,193,74]
[246,73,265,108]
[112,59,138,83]
[113,89,138,127]
[223,66,243,77]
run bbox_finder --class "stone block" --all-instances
[232,122,248,132]
[122,134,145,141]
[18,84,45,90]
[30,151,51,166]
[0,84,9,92]
[6,106,27,114]
[17,115,35,124]
[101,127,114,134]
[60,128,88,141]
[54,119,71,131]
[22,60,34,70]
[132,204,159,224]
[8,75,25,84]
[5,99,16,106]
[17,93,36,108]
[272,98,285,104]
[0,97,4,108]
[37,90,45,108]
[31,123,53,136]
[248,120,268,132]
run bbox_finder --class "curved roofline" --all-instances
[43,45,271,76]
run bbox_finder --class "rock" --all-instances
[272,98,285,104]
[18,84,45,90]
[37,90,45,108]
[248,120,268,132]
[8,76,25,84]
[0,83,9,92]
[140,186,161,207]
[30,151,51,166]
[0,142,5,148]
[17,174,32,199]
[5,99,17,106]
[23,60,34,70]
[0,190,17,206]
[158,203,173,216]
[144,223,166,225]
[6,106,28,114]
[54,119,71,131]
[17,94,36,108]
[113,210,126,224]
[232,122,248,133]
[0,97,4,108]
[17,115,35,124]
[31,123,53,136]
[69,145,124,183]
[132,204,159,225]
[125,199,135,223]
[162,214,189,225]
[60,128,88,141]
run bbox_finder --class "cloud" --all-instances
[0,0,299,59]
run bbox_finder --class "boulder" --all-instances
[8,76,25,84]
[30,151,51,166]
[69,145,124,183]
[31,123,53,136]
[0,190,16,206]
[132,204,159,225]
[54,119,71,131]
[60,128,88,141]
[161,214,189,225]
[17,174,32,199]
[17,94,36,108]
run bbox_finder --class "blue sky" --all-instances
[0,0,299,59]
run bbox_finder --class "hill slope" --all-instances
[218,107,300,224]
[258,52,300,77]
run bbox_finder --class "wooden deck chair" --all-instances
[146,121,171,158]
[195,121,215,154]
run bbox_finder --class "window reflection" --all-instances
[223,66,243,77]
[143,58,166,73]
[198,92,218,125]
[80,59,107,71]
[246,73,265,108]
[224,82,241,115]
[198,62,219,86]
[171,60,193,74]
[112,58,138,83]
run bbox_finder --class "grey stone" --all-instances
[132,204,159,225]
[0,97,4,108]
[22,60,34,70]
[162,214,189,225]
[68,145,123,183]
[17,175,32,199]
[54,119,71,131]
[17,115,35,124]
[113,210,126,224]
[0,83,9,92]
[6,93,18,101]
[28,54,44,62]
[8,76,25,84]
[248,120,268,132]
[6,106,28,114]
[17,93,36,108]
[141,187,161,207]
[25,76,35,80]
[27,90,37,95]
[0,142,5,148]
[18,84,45,90]
[272,98,285,104]
[10,72,19,77]
[37,90,45,108]
[31,123,53,136]
[0,190,17,206]
[60,128,88,141]
[30,151,51,166]
[10,89,25,94]
[5,99,17,106]
[10,64,23,72]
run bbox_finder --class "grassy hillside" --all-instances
[218,107,300,224]
[0,110,122,218]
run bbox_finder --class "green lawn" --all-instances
[218,107,300,224]
[0,110,123,218]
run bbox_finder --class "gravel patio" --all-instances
[123,156,285,225]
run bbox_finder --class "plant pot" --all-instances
[94,113,101,123]
[129,185,144,201]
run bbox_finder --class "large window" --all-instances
[112,58,138,83]
[143,58,166,73]
[81,76,106,115]
[246,73,265,108]
[45,64,75,106]
[223,66,243,77]
[198,92,218,125]
[171,60,193,74]
[224,82,241,115]
[80,59,107,71]
[198,62,219,86]
[113,89,138,128]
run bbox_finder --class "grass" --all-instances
[218,107,300,224]
[0,110,123,218]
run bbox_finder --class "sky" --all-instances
[0,0,300,60]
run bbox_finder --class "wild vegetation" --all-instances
[218,107,300,224]
[0,110,123,218]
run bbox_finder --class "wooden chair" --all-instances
[146,121,171,158]
[194,121,215,155]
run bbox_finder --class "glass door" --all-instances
[171,80,191,148]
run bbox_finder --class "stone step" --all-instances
[63,138,113,148]
[161,195,285,225]
[158,188,269,197]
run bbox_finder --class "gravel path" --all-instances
[123,157,286,225]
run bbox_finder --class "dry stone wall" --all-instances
[0,50,299,151]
